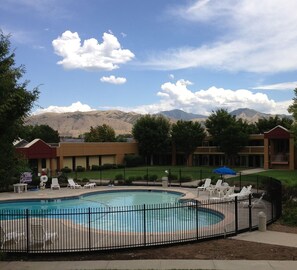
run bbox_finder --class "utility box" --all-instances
[162,177,168,188]
[258,211,267,232]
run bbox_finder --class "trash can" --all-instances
[162,177,168,188]
[258,211,267,232]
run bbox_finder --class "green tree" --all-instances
[84,124,116,142]
[288,87,297,119]
[20,124,60,143]
[288,87,297,142]
[132,115,171,165]
[256,115,293,133]
[205,109,249,165]
[171,120,206,166]
[0,31,39,190]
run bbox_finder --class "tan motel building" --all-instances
[16,125,296,175]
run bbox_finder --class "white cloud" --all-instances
[100,75,127,84]
[145,0,297,73]
[33,101,95,115]
[34,81,292,116]
[253,81,297,90]
[52,31,135,71]
[128,80,291,115]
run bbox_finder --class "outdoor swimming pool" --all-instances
[0,190,224,232]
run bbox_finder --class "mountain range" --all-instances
[25,108,291,137]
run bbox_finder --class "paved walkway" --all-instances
[1,258,297,270]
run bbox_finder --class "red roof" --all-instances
[264,125,291,139]
[16,139,56,159]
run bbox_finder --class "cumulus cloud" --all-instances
[33,101,95,115]
[129,80,291,115]
[100,75,127,84]
[34,81,292,116]
[52,31,135,71]
[253,81,297,90]
[145,0,297,73]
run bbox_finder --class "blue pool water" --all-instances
[0,190,224,232]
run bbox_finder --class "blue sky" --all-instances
[1,0,297,116]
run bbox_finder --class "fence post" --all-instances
[88,207,91,251]
[143,204,146,246]
[248,194,252,231]
[235,197,238,235]
[196,200,199,240]
[123,167,126,180]
[239,172,242,189]
[199,169,202,182]
[26,209,29,253]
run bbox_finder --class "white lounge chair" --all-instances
[228,185,252,200]
[83,182,96,189]
[67,178,82,189]
[242,192,266,208]
[208,179,224,197]
[210,186,235,201]
[30,224,58,248]
[51,178,60,190]
[0,226,25,248]
[197,178,211,195]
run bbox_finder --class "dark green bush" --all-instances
[281,199,297,226]
[124,154,144,167]
[125,177,133,185]
[76,166,85,172]
[91,165,100,171]
[61,167,72,173]
[102,163,117,170]
[149,174,158,181]
[58,173,68,183]
[114,174,124,180]
[168,174,178,181]
[135,175,143,181]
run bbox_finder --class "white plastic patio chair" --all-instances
[242,192,266,208]
[51,178,60,190]
[67,178,82,189]
[0,226,25,248]
[30,224,58,248]
[83,182,96,189]
[197,178,211,195]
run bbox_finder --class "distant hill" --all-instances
[25,108,292,138]
[25,110,142,137]
[159,109,206,120]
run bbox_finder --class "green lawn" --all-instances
[67,166,297,187]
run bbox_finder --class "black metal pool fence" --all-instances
[0,177,282,253]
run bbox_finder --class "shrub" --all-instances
[101,163,117,170]
[168,174,178,181]
[281,199,297,226]
[114,174,124,180]
[135,175,143,181]
[124,154,144,167]
[76,166,85,172]
[91,165,100,171]
[58,173,68,184]
[61,167,72,173]
[149,174,158,181]
[125,177,133,185]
